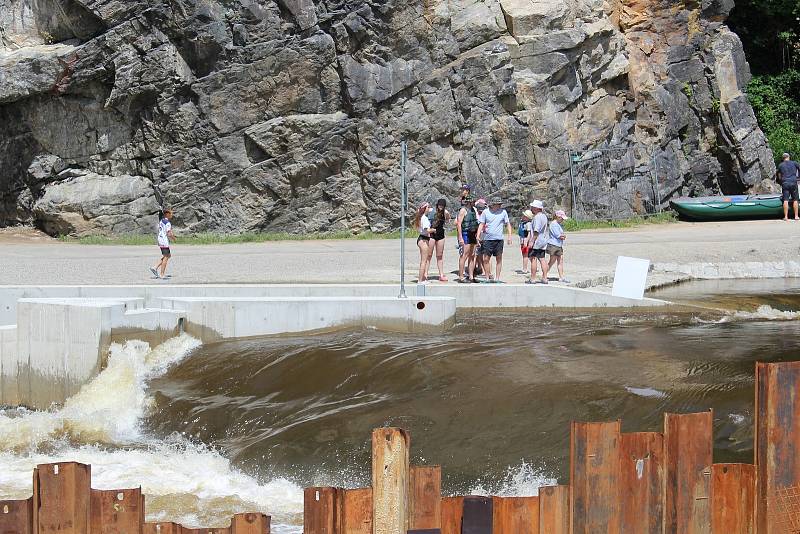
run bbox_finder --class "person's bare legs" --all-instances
[159,255,171,277]
[539,257,549,283]
[465,244,476,279]
[495,253,503,281]
[434,238,446,279]
[417,239,430,281]
[152,256,164,273]
[784,201,790,220]
[458,242,467,280]
[522,251,529,273]
[529,253,538,282]
[794,200,799,220]
[557,255,565,279]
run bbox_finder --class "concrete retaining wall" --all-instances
[159,296,455,340]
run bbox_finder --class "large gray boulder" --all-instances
[0,0,777,235]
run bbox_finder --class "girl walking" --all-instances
[150,209,175,279]
[414,202,434,282]
[428,198,451,282]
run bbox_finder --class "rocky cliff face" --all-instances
[0,0,776,235]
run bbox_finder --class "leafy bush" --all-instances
[747,69,800,162]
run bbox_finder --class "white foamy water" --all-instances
[466,461,557,497]
[733,305,800,321]
[0,335,304,532]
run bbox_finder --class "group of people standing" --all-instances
[414,185,569,284]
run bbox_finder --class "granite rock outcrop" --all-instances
[0,0,776,235]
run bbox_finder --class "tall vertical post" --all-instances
[755,361,800,533]
[399,141,408,299]
[568,150,578,220]
[570,421,622,534]
[663,411,713,534]
[372,428,410,534]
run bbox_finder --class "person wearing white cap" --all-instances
[517,209,533,275]
[546,210,570,283]
[526,200,549,284]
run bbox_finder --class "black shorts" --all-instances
[417,235,430,245]
[782,183,799,202]
[528,248,546,259]
[462,231,478,245]
[481,239,504,257]
[160,247,171,256]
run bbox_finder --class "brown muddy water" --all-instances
[1,278,800,532]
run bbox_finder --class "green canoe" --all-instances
[669,194,783,220]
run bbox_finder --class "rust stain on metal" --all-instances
[89,487,144,533]
[663,411,713,534]
[570,421,621,534]
[492,496,538,534]
[340,488,372,534]
[710,464,755,534]
[619,432,664,533]
[440,497,463,534]
[371,428,410,534]
[755,361,800,533]
[0,497,33,534]
[538,486,569,534]
[304,487,339,534]
[409,466,441,529]
[35,462,91,534]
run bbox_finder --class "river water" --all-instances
[2,279,800,531]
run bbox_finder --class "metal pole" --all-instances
[399,141,408,298]
[568,150,578,220]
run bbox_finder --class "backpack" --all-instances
[518,221,528,239]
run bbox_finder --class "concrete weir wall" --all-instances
[0,284,664,409]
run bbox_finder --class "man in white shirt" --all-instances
[526,200,549,284]
[476,197,513,282]
[150,209,175,279]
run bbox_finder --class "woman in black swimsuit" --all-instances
[428,198,451,282]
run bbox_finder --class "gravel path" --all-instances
[0,220,798,287]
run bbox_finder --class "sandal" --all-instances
[438,276,448,282]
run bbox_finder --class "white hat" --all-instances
[523,209,534,219]
[530,200,544,210]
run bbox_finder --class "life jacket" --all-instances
[463,207,479,232]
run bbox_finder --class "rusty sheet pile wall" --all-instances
[2,360,800,533]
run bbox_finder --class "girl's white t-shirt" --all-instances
[419,215,431,236]
[157,218,171,247]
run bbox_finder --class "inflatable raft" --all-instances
[669,194,783,220]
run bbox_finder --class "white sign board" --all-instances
[611,256,650,300]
